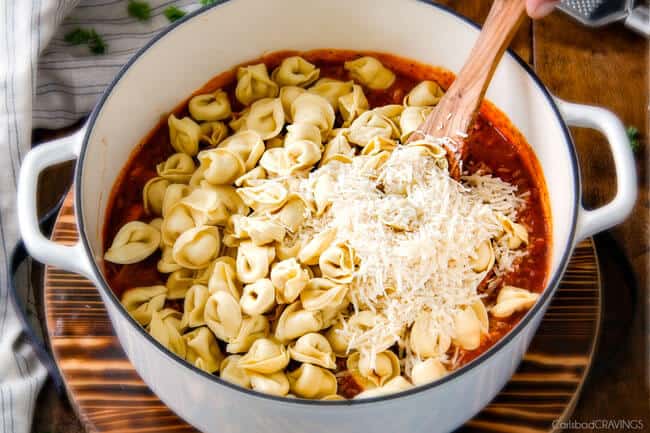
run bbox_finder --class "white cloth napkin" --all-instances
[1,1,199,431]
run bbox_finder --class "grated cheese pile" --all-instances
[292,144,526,365]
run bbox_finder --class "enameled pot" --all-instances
[17,1,637,432]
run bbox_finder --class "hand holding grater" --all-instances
[558,0,649,37]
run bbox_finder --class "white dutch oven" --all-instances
[17,1,637,432]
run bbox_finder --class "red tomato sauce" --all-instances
[102,50,551,391]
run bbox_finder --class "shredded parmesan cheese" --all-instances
[290,143,526,366]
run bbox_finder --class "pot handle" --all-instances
[554,98,637,242]
[17,126,95,280]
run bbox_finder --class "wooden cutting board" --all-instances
[44,191,601,433]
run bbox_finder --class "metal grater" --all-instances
[558,0,649,36]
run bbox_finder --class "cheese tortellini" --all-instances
[168,115,201,156]
[104,221,161,265]
[344,56,396,90]
[183,326,224,373]
[272,56,320,88]
[108,53,540,401]
[235,64,279,106]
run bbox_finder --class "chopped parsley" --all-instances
[63,27,107,55]
[200,0,219,5]
[63,28,92,45]
[627,126,640,153]
[128,0,151,21]
[164,5,186,22]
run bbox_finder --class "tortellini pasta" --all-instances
[104,221,161,264]
[346,110,400,147]
[161,203,198,246]
[321,129,354,165]
[284,123,323,172]
[162,183,192,217]
[235,64,279,106]
[110,53,542,401]
[240,279,276,315]
[183,184,248,227]
[270,258,310,303]
[272,56,320,88]
[271,194,308,233]
[166,268,195,299]
[288,333,336,369]
[470,240,495,273]
[287,363,337,399]
[308,78,353,109]
[291,93,335,136]
[409,313,451,358]
[236,241,276,283]
[208,256,241,299]
[297,228,337,265]
[339,84,369,127]
[220,355,251,388]
[499,215,529,249]
[226,315,270,354]
[354,376,413,399]
[156,246,183,274]
[121,285,167,326]
[344,56,396,90]
[189,89,232,121]
[300,278,348,312]
[172,226,221,269]
[199,121,229,147]
[453,301,489,350]
[410,358,447,386]
[157,153,196,183]
[184,327,224,373]
[318,241,358,283]
[143,177,170,216]
[168,115,201,156]
[399,106,433,142]
[237,181,288,213]
[181,284,210,328]
[249,371,290,396]
[204,290,242,342]
[347,350,400,388]
[491,286,539,318]
[279,86,306,122]
[195,148,246,185]
[239,338,290,374]
[149,308,186,358]
[325,320,349,357]
[219,130,265,171]
[274,302,323,342]
[403,80,444,107]
[243,98,285,140]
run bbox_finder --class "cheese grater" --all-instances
[558,0,649,37]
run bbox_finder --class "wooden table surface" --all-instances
[30,2,649,433]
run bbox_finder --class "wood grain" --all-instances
[44,191,600,433]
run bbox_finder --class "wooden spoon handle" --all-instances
[408,0,526,178]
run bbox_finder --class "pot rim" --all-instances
[75,0,580,406]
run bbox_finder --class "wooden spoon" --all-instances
[406,0,527,179]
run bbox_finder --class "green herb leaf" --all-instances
[128,0,151,21]
[64,27,107,55]
[88,30,107,54]
[627,126,640,153]
[64,28,92,45]
[164,6,186,22]
[200,0,219,6]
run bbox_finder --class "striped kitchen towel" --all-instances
[1,1,201,432]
